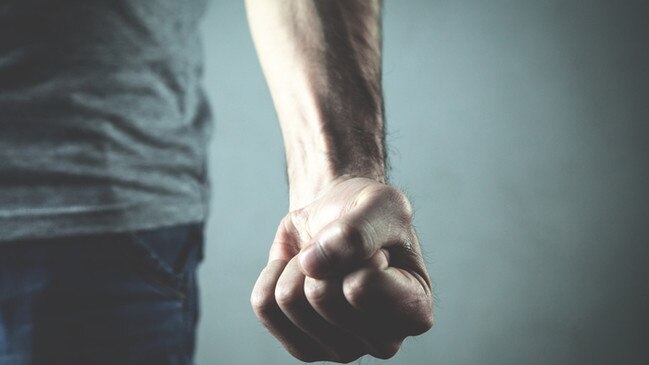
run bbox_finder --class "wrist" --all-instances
[284,114,386,210]
[287,166,385,211]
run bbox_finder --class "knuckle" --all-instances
[303,278,328,304]
[250,286,275,318]
[337,220,364,245]
[384,186,414,222]
[413,303,434,335]
[286,210,311,243]
[274,282,302,308]
[396,292,434,336]
[336,219,372,257]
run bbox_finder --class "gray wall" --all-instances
[197,1,649,364]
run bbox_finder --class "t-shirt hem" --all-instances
[0,200,208,243]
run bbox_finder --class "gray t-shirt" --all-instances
[0,0,212,242]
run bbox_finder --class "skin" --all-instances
[245,0,434,362]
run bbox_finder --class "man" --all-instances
[0,0,433,364]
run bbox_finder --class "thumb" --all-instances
[298,191,411,279]
[298,215,378,279]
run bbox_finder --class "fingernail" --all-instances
[299,241,329,276]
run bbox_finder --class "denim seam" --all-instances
[122,235,187,300]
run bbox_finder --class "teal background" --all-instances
[197,1,649,364]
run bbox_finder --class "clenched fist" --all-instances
[251,177,433,363]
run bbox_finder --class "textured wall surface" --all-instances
[196,1,649,364]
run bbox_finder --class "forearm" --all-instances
[245,0,386,210]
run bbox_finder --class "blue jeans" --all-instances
[0,223,204,365]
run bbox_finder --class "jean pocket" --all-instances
[119,223,204,300]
